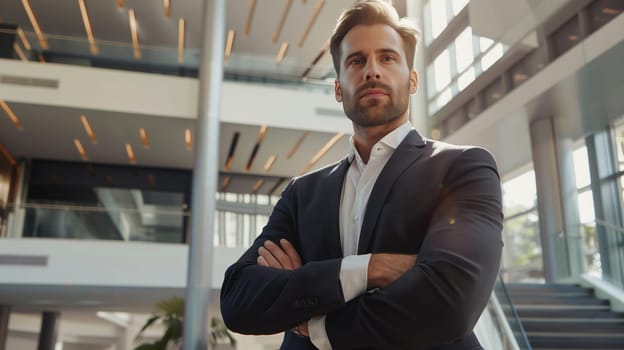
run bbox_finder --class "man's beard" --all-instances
[343,81,409,127]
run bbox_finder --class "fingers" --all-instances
[257,255,269,267]
[265,240,295,269]
[258,245,284,269]
[257,240,301,270]
[280,239,302,269]
[368,253,418,289]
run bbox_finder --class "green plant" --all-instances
[134,297,236,350]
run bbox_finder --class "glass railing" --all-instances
[578,219,624,291]
[3,202,189,243]
[0,27,335,92]
[491,275,532,350]
[0,201,273,247]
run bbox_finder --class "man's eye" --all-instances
[382,55,396,62]
[349,58,363,66]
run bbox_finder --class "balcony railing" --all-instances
[0,201,272,247]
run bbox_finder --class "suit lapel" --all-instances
[357,130,427,254]
[322,157,351,258]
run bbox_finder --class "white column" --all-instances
[406,0,430,135]
[183,0,226,349]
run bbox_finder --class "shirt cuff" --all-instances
[339,254,371,302]
[309,315,332,350]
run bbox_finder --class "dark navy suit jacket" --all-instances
[221,130,503,349]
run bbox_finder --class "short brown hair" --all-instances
[329,0,420,76]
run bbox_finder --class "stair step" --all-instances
[522,320,624,333]
[520,317,624,323]
[506,304,610,310]
[509,295,609,305]
[505,283,589,291]
[512,307,624,319]
[505,285,594,297]
[527,334,624,349]
[501,283,624,349]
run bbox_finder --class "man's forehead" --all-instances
[340,24,404,57]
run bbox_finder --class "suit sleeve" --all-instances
[220,179,346,335]
[325,147,504,349]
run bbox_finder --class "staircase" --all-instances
[505,283,624,349]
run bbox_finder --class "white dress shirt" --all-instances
[308,121,414,349]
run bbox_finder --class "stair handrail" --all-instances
[489,293,521,350]
[494,274,533,349]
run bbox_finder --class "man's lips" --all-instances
[359,89,389,99]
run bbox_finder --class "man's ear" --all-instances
[334,80,343,102]
[409,69,418,94]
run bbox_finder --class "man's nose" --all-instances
[365,60,381,80]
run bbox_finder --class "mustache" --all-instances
[356,82,392,95]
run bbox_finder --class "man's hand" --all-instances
[367,253,417,289]
[257,239,302,270]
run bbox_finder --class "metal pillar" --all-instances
[530,117,567,282]
[37,311,59,350]
[182,0,226,349]
[530,114,588,282]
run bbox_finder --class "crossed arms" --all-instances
[256,239,417,337]
[220,147,503,348]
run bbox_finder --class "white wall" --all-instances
[446,13,624,176]
[0,59,351,134]
[0,238,245,288]
[6,333,37,350]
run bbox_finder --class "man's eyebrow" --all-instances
[377,48,400,56]
[344,48,401,63]
[344,51,364,63]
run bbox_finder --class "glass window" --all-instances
[615,122,624,172]
[214,217,220,246]
[466,96,480,119]
[502,211,542,282]
[225,211,237,247]
[423,1,434,45]
[510,49,544,88]
[503,170,537,216]
[502,169,542,282]
[479,37,494,53]
[552,15,581,58]
[435,87,453,110]
[484,78,504,108]
[457,66,475,91]
[256,214,269,234]
[256,194,270,205]
[426,63,437,99]
[614,122,624,223]
[588,0,624,33]
[572,144,599,275]
[578,190,596,224]
[481,43,503,71]
[573,146,592,188]
[452,0,469,15]
[434,49,452,92]
[430,0,449,41]
[455,27,474,73]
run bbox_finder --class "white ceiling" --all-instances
[0,100,352,195]
[0,0,405,79]
[0,0,411,195]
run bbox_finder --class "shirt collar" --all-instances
[347,120,413,163]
